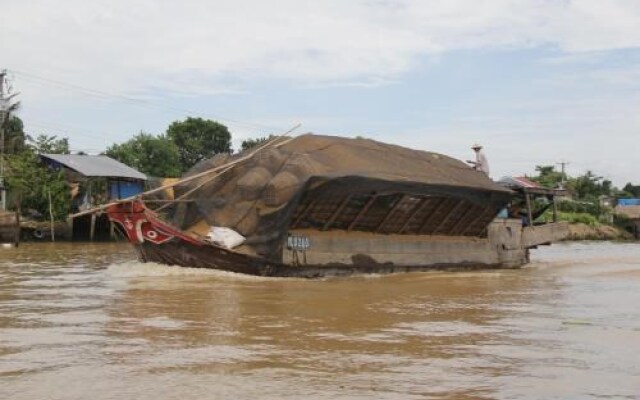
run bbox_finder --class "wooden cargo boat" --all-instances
[93,134,568,277]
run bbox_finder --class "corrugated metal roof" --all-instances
[618,198,640,206]
[40,154,147,180]
[498,176,541,189]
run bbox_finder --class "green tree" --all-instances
[1,115,27,155]
[166,117,231,171]
[530,165,565,188]
[32,134,70,154]
[572,171,610,200]
[240,135,274,152]
[105,132,181,177]
[5,147,70,220]
[621,183,640,198]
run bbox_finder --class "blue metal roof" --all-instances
[618,199,640,206]
[40,154,146,180]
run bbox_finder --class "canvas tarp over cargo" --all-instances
[163,134,512,261]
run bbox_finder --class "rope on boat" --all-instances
[70,123,302,218]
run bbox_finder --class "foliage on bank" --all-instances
[529,165,638,237]
[105,118,233,176]
[4,134,71,220]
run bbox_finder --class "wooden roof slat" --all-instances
[418,198,450,234]
[291,199,318,228]
[375,194,405,233]
[459,204,494,236]
[322,195,353,231]
[399,197,430,234]
[347,195,378,231]
[432,199,466,235]
[449,204,479,235]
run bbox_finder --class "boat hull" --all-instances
[134,239,508,278]
[108,200,566,278]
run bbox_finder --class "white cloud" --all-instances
[3,0,640,94]
[2,0,639,185]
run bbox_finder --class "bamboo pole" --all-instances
[70,131,298,218]
[153,162,238,213]
[154,135,297,213]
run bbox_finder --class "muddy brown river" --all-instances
[1,242,639,399]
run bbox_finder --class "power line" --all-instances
[9,69,284,132]
[26,121,114,142]
[1,69,21,211]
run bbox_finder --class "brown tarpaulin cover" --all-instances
[165,134,512,260]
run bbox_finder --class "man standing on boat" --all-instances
[467,143,490,176]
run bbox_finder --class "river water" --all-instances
[1,242,639,399]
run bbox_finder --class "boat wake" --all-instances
[105,261,282,281]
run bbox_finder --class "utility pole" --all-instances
[0,69,20,211]
[556,160,569,189]
[0,69,7,211]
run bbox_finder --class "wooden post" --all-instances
[552,196,558,222]
[14,211,20,247]
[48,190,55,242]
[110,221,115,240]
[67,215,74,241]
[90,213,96,241]
[525,192,533,226]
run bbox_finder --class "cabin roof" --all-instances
[40,154,147,180]
[498,176,567,197]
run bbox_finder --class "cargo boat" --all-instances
[97,134,568,277]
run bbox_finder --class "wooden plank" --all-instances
[459,204,493,236]
[449,204,478,235]
[375,194,405,233]
[347,195,378,231]
[322,195,353,231]
[291,199,318,228]
[399,197,430,234]
[418,198,449,234]
[432,199,465,235]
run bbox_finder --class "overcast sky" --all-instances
[1,0,639,185]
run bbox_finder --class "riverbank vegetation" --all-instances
[1,113,638,239]
[2,117,71,220]
[529,165,636,239]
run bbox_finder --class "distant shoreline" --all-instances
[565,223,634,241]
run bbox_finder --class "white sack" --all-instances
[206,227,245,249]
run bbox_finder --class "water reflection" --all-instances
[1,242,639,399]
